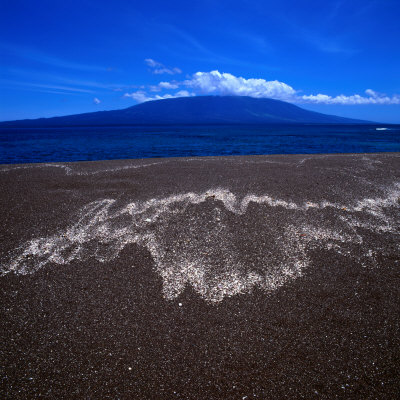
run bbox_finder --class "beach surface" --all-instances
[1,153,400,399]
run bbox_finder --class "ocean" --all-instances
[0,124,399,164]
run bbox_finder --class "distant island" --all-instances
[0,96,371,127]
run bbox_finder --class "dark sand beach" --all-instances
[1,153,400,399]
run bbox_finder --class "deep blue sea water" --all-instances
[0,124,399,164]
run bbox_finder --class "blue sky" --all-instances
[1,0,399,123]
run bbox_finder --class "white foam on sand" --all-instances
[1,185,399,303]
[0,161,168,175]
[0,163,74,174]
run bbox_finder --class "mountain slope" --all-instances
[0,96,370,126]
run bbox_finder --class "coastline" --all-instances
[1,152,400,398]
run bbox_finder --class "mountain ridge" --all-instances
[0,96,371,126]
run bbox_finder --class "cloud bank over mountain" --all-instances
[125,69,400,106]
[185,71,296,100]
[124,90,193,103]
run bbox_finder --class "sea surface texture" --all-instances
[1,124,399,164]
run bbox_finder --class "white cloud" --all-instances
[125,69,400,106]
[365,89,379,97]
[184,70,296,100]
[144,58,162,68]
[159,81,179,89]
[174,90,192,97]
[148,85,161,92]
[124,90,193,103]
[124,91,149,103]
[144,58,182,75]
[301,92,400,105]
[153,67,182,75]
[93,97,101,104]
[149,81,180,92]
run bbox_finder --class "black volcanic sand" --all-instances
[1,153,400,399]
